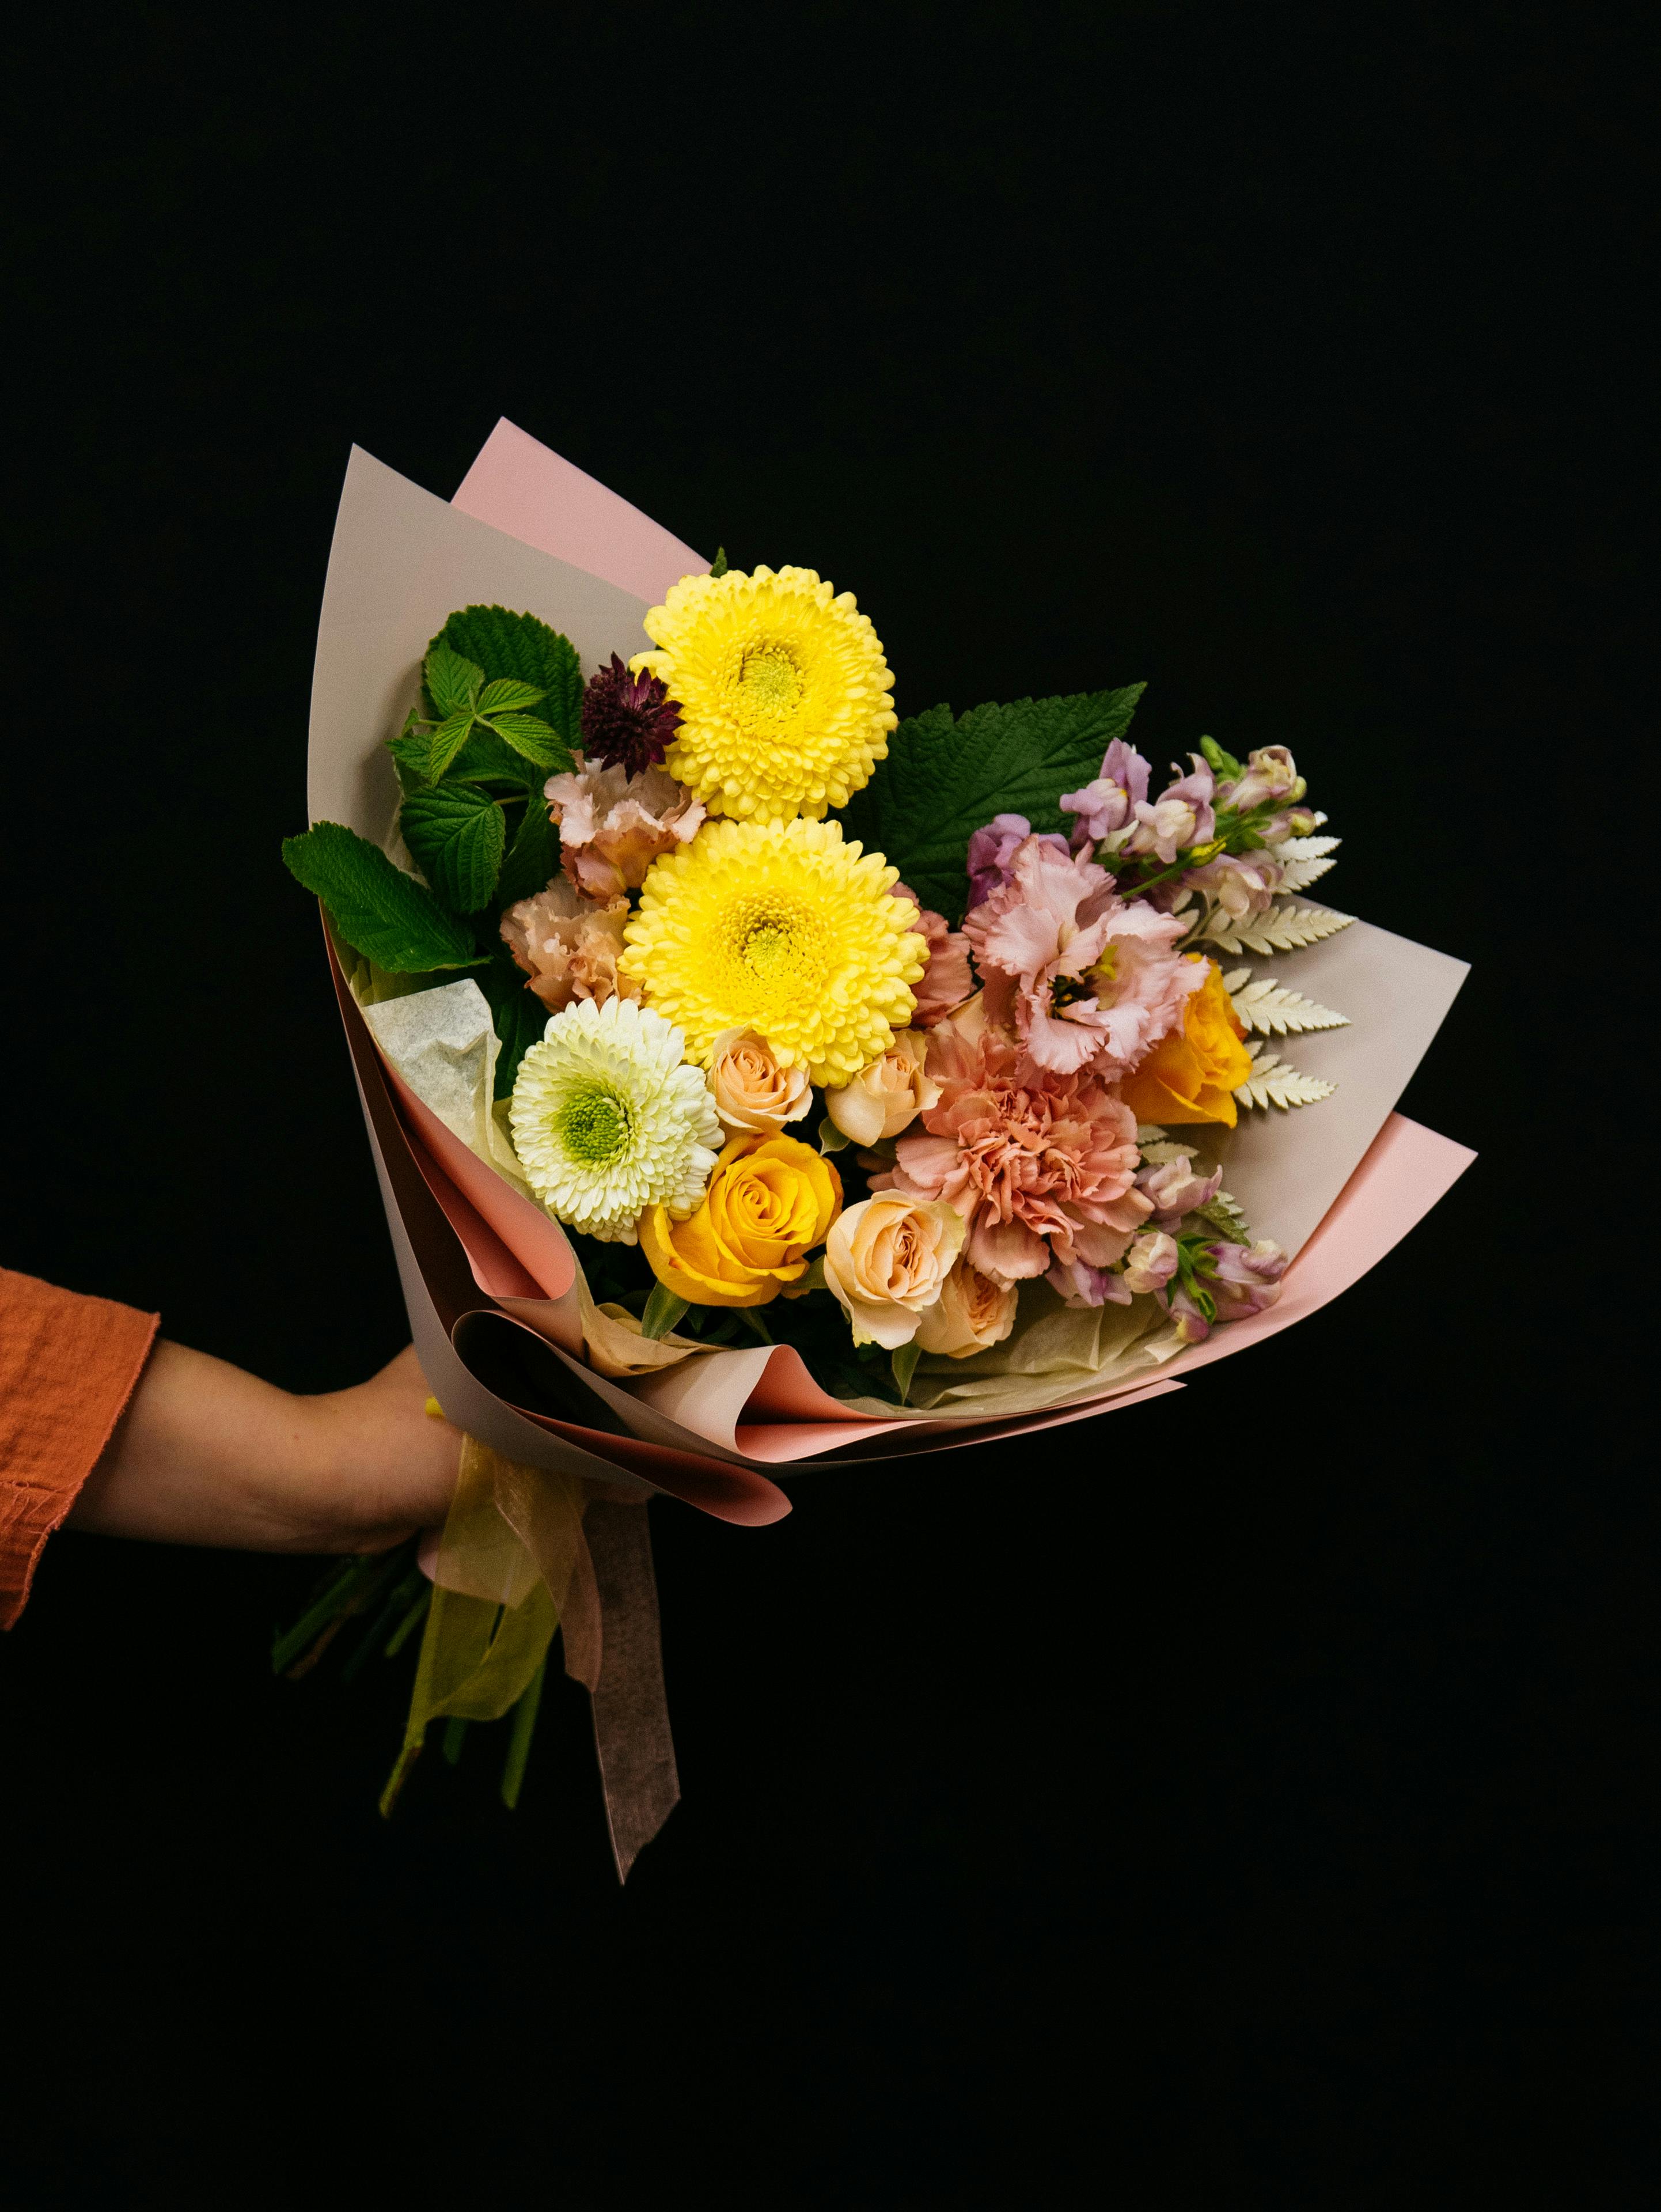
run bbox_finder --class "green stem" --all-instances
[341,1562,427,1684]
[271,1557,372,1676]
[500,1658,548,1811]
[383,1586,432,1658]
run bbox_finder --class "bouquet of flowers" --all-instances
[279,425,1470,1875]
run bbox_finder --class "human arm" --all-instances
[67,1340,461,1556]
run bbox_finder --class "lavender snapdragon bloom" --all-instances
[1060,739,1151,851]
[1206,1238,1290,1321]
[1124,755,1216,865]
[1181,847,1284,920]
[1046,1252,1133,1309]
[1121,1230,1179,1295]
[1258,804,1319,844]
[1135,1153,1224,1230]
[1164,1286,1212,1344]
[965,813,1070,910]
[1216,745,1304,814]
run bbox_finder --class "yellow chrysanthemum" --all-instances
[629,565,897,825]
[620,818,925,1085]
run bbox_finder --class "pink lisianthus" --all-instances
[544,753,705,901]
[875,1009,1152,1287]
[961,835,1204,1077]
[500,878,642,1015]
[1060,738,1151,850]
[965,812,1070,910]
[1124,754,1216,865]
[891,882,974,1027]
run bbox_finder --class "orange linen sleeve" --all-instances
[1,1268,160,1630]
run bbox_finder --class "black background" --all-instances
[3,7,1650,2205]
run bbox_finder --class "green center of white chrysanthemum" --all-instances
[553,1082,632,1166]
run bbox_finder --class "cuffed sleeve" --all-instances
[1,1268,160,1628]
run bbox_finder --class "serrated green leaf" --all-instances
[486,711,570,770]
[476,677,545,713]
[281,823,481,972]
[479,944,551,1099]
[710,547,729,577]
[434,606,584,747]
[838,685,1145,926]
[447,725,544,788]
[495,790,559,910]
[427,709,480,781]
[399,784,507,913]
[425,643,484,719]
[388,730,435,792]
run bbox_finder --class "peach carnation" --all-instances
[544,754,705,902]
[962,835,1202,1077]
[500,878,643,1016]
[876,1006,1153,1287]
[892,882,974,1028]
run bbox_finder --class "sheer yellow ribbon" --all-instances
[379,1435,594,1815]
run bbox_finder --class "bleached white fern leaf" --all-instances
[1135,1124,1171,1146]
[1233,1041,1338,1110]
[1202,902,1355,957]
[1138,1140,1196,1166]
[1194,1190,1251,1239]
[1220,967,1252,994]
[1274,835,1340,862]
[1279,852,1338,892]
[1229,977,1350,1037]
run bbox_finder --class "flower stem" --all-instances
[500,1658,548,1810]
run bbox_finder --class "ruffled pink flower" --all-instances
[876,1010,1153,1287]
[961,835,1203,1077]
[499,878,643,1015]
[544,753,705,901]
[965,813,1070,909]
[892,882,974,1027]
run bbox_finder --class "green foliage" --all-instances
[426,642,485,720]
[495,791,559,911]
[399,784,507,913]
[282,823,482,972]
[709,547,729,577]
[487,711,567,770]
[433,605,583,748]
[478,944,551,1099]
[838,684,1145,926]
[640,1283,689,1340]
[1200,734,1243,781]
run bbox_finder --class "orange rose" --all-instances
[1120,957,1253,1126]
[639,1132,842,1308]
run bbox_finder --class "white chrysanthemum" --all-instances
[508,997,721,1243]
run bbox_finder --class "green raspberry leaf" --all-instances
[837,685,1145,927]
[476,677,545,713]
[282,823,482,971]
[494,790,558,911]
[399,784,507,914]
[447,724,545,789]
[434,605,583,748]
[388,728,436,792]
[479,943,551,1099]
[425,642,484,719]
[486,712,568,770]
[427,709,480,781]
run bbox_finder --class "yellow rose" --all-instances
[824,1030,940,1148]
[914,1256,1018,1358]
[639,1132,842,1308]
[1120,957,1254,1127]
[824,1194,966,1349]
